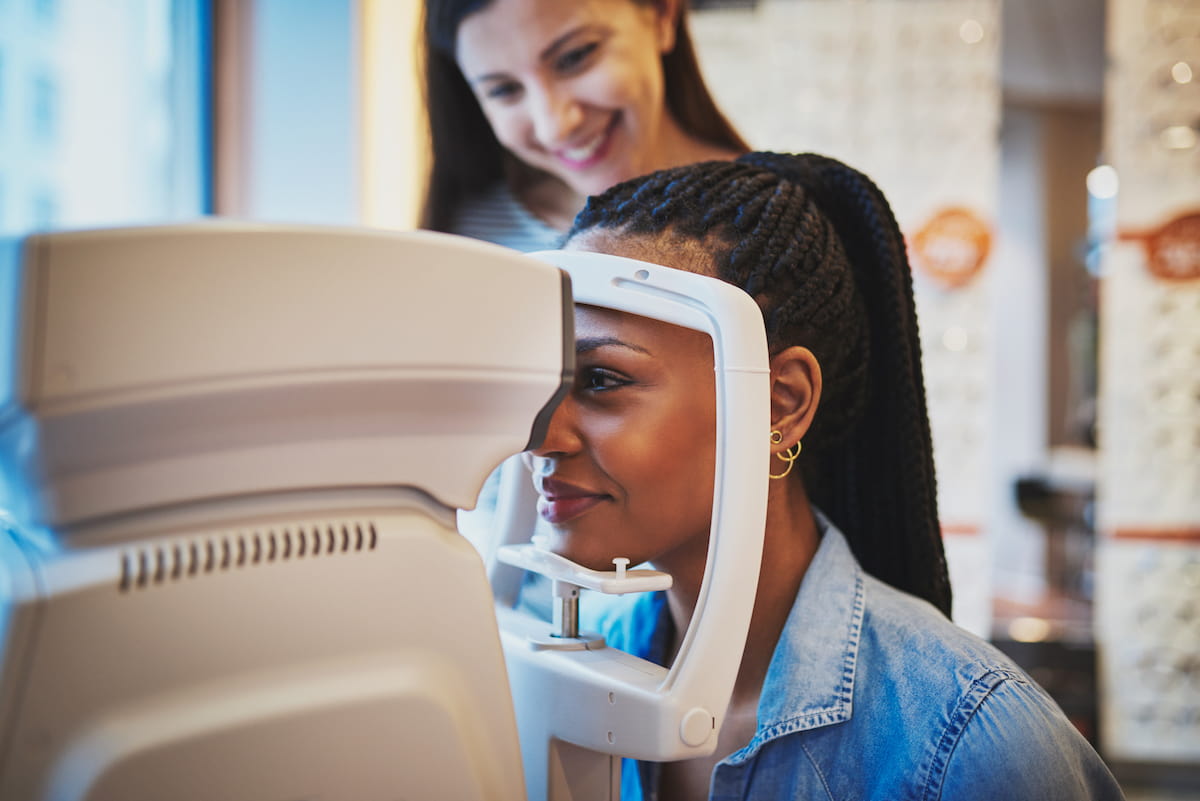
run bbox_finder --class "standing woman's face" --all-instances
[455,0,678,199]
[526,305,717,577]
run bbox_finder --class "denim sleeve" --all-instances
[934,674,1126,801]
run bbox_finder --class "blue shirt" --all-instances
[595,517,1125,801]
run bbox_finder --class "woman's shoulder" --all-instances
[859,573,1023,683]
[855,573,1050,734]
[449,182,563,253]
[851,576,1124,799]
[933,674,1126,800]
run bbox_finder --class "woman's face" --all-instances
[455,0,676,199]
[526,304,717,574]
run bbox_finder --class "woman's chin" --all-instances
[570,169,629,201]
[548,538,624,573]
[552,549,611,572]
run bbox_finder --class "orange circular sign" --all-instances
[908,207,992,289]
[1134,211,1200,282]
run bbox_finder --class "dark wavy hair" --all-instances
[566,152,952,617]
[420,0,749,232]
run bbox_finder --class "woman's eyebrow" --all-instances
[576,336,650,356]
[469,26,596,85]
[540,24,602,64]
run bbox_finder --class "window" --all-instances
[0,0,209,234]
[31,188,55,229]
[33,0,55,25]
[30,72,54,143]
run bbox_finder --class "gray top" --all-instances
[450,182,565,253]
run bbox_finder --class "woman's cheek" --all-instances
[483,107,524,152]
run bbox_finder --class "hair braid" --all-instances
[567,152,952,617]
[744,153,947,615]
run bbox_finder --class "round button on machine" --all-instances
[680,707,714,747]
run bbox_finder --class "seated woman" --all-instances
[526,152,1125,801]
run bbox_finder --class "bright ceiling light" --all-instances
[1086,164,1119,199]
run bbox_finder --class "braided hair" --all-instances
[566,152,952,617]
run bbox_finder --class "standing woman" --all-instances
[421,0,748,250]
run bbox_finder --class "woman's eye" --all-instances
[555,42,599,74]
[484,81,521,101]
[581,368,629,392]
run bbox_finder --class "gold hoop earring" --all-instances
[768,430,801,480]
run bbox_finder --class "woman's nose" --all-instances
[527,83,583,149]
[527,393,582,461]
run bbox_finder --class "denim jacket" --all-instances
[595,515,1125,801]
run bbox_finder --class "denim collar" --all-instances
[724,512,865,765]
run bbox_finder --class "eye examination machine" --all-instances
[0,223,770,800]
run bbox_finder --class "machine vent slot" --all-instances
[118,522,378,592]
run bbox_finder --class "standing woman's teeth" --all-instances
[563,132,605,162]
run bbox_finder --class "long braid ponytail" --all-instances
[568,152,952,617]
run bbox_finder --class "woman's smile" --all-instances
[536,476,610,524]
[553,114,620,170]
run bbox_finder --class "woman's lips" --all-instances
[538,495,605,524]
[537,478,608,524]
[554,115,619,170]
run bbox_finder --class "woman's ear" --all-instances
[654,0,680,53]
[769,346,821,451]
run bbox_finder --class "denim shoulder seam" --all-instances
[919,668,1027,801]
